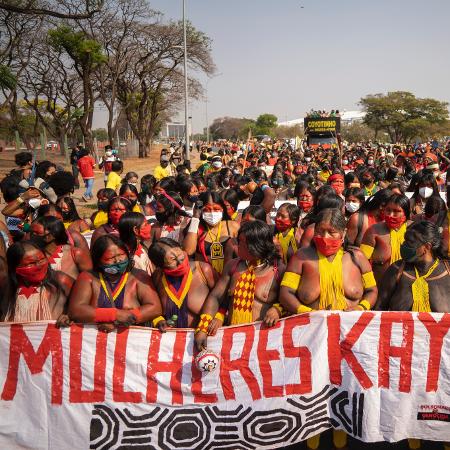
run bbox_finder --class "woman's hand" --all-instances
[56,314,73,328]
[207,317,223,336]
[157,320,169,333]
[263,306,280,327]
[194,331,208,351]
[115,309,137,327]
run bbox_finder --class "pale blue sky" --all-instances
[94,0,450,133]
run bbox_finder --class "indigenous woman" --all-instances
[37,203,90,253]
[91,188,116,229]
[91,196,132,245]
[178,177,200,215]
[360,193,411,284]
[221,189,240,221]
[3,240,73,323]
[150,191,191,245]
[148,238,215,331]
[346,188,392,248]
[294,181,315,225]
[68,235,162,331]
[343,186,365,219]
[118,212,154,275]
[194,220,285,350]
[279,208,377,450]
[30,216,92,280]
[274,203,301,264]
[56,196,90,233]
[119,183,142,213]
[184,191,239,276]
[328,172,345,197]
[376,221,450,450]
[409,172,439,215]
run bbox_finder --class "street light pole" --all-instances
[205,72,222,145]
[182,0,190,166]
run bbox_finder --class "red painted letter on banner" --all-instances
[220,325,261,401]
[378,312,414,393]
[1,324,63,404]
[418,313,450,392]
[283,315,312,395]
[328,313,374,389]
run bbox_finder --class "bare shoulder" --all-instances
[75,271,95,283]
[227,220,240,235]
[132,268,152,285]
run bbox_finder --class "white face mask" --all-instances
[105,151,113,157]
[342,159,349,165]
[305,157,311,162]
[129,182,138,187]
[212,161,222,169]
[202,211,223,226]
[368,159,374,165]
[28,198,42,209]
[345,201,360,213]
[419,187,433,199]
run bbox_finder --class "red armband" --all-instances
[130,308,143,324]
[94,308,117,323]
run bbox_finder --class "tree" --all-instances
[92,128,108,141]
[48,25,106,151]
[254,113,278,136]
[116,20,214,157]
[0,0,104,19]
[340,122,375,143]
[273,124,303,139]
[209,117,255,140]
[360,91,449,143]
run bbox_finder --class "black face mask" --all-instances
[155,211,170,223]
[62,211,71,221]
[362,178,373,186]
[98,201,108,211]
[187,195,198,204]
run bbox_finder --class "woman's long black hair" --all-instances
[118,212,146,254]
[90,234,133,273]
[238,220,278,264]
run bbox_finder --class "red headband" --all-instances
[160,191,183,210]
[329,174,344,183]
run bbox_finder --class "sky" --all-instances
[93,0,450,134]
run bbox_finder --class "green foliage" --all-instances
[209,117,256,140]
[92,128,108,141]
[48,25,106,68]
[360,91,449,143]
[254,113,278,136]
[0,65,17,90]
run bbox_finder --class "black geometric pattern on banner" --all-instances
[89,386,365,449]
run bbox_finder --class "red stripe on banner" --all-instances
[220,324,261,401]
[146,330,186,405]
[283,315,312,395]
[113,328,142,403]
[328,312,375,389]
[69,325,107,403]
[378,312,414,393]
[1,324,63,404]
[257,322,283,398]
[418,313,450,392]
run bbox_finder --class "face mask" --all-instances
[16,262,49,284]
[129,182,138,187]
[138,222,152,240]
[62,211,71,221]
[368,159,374,165]
[298,200,313,212]
[202,211,223,226]
[313,236,342,257]
[187,195,198,204]
[362,178,373,186]
[212,161,222,169]
[155,211,170,223]
[331,181,344,195]
[221,178,230,188]
[97,201,108,211]
[400,243,419,262]
[275,217,292,232]
[385,214,406,230]
[345,202,360,213]
[163,255,190,277]
[160,162,169,168]
[305,157,311,162]
[105,151,113,157]
[419,187,433,199]
[342,159,349,165]
[102,259,129,275]
[109,210,124,225]
[28,198,42,209]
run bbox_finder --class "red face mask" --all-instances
[138,222,152,240]
[385,214,406,230]
[109,210,124,225]
[313,236,342,257]
[298,200,313,212]
[16,263,48,284]
[275,217,292,232]
[163,254,190,277]
[331,181,344,195]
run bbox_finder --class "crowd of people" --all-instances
[1,136,450,449]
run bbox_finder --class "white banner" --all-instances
[0,311,449,449]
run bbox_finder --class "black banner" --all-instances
[304,117,341,136]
